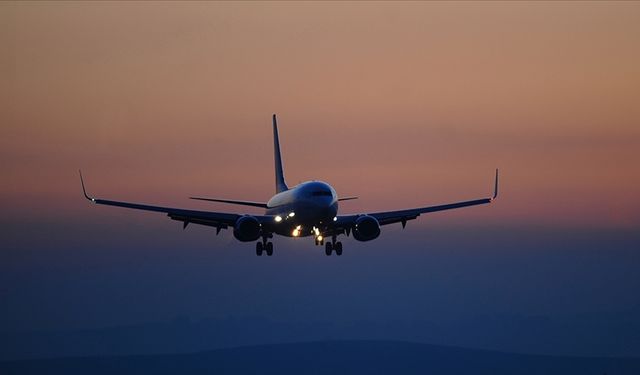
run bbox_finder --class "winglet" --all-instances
[78,170,95,202]
[492,168,499,200]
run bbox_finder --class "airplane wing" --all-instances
[330,169,498,234]
[79,171,270,233]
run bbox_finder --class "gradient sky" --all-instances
[2,2,640,357]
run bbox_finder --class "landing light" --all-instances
[333,217,337,222]
[275,215,283,222]
[292,225,302,237]
[292,227,300,237]
[288,212,295,217]
[317,235,323,242]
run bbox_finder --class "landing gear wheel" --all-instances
[266,242,273,256]
[335,242,343,256]
[256,242,263,256]
[325,242,333,256]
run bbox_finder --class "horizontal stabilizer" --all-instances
[338,196,358,202]
[189,196,268,208]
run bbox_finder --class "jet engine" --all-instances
[233,215,261,242]
[353,215,380,241]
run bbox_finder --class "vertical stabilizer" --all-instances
[273,114,289,193]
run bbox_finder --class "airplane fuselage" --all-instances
[265,181,338,237]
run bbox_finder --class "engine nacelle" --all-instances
[233,215,261,242]
[353,215,381,242]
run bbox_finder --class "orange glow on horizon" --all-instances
[1,2,639,229]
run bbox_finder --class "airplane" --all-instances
[80,114,498,256]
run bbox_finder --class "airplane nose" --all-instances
[325,201,338,218]
[314,198,336,218]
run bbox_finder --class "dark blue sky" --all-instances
[3,214,639,357]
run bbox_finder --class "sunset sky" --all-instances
[1,2,640,357]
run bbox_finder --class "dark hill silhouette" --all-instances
[1,340,639,375]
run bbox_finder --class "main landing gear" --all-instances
[256,237,273,256]
[325,235,343,256]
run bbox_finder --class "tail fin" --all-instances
[273,114,288,193]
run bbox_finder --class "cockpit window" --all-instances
[311,191,332,197]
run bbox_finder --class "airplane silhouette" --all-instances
[80,114,498,256]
